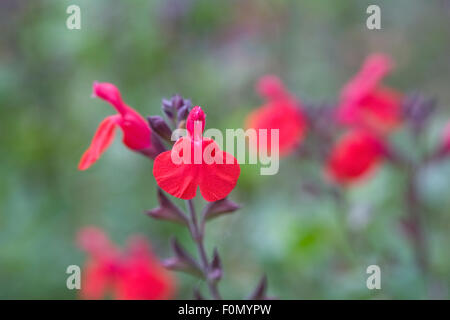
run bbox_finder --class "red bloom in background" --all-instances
[77,227,175,300]
[336,54,403,134]
[246,75,306,156]
[326,130,385,185]
[78,82,152,170]
[153,106,240,202]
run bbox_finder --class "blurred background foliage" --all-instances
[1,0,450,299]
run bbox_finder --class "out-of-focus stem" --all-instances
[330,186,359,265]
[186,199,222,300]
[385,134,431,291]
[404,167,429,275]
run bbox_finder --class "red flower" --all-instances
[153,106,240,202]
[246,75,306,156]
[78,82,152,170]
[77,227,175,300]
[326,130,385,184]
[336,54,402,134]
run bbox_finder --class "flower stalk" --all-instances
[404,168,428,274]
[145,98,265,300]
[186,199,222,300]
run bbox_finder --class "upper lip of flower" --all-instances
[153,106,241,202]
[337,54,402,134]
[246,75,307,157]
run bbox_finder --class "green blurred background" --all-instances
[1,0,450,299]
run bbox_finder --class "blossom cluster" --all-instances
[245,54,448,185]
[77,82,243,299]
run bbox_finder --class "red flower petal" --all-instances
[78,115,120,171]
[153,138,200,200]
[326,130,384,185]
[91,82,152,152]
[356,87,402,133]
[198,139,240,202]
[92,82,128,116]
[76,227,117,259]
[341,53,393,103]
[153,138,240,201]
[80,259,114,300]
[256,75,288,100]
[118,109,152,150]
[246,98,306,156]
[247,76,307,157]
[186,106,206,137]
[337,54,402,134]
[78,229,175,300]
[114,237,175,300]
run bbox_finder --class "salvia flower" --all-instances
[161,94,192,125]
[153,106,240,202]
[246,75,306,156]
[326,130,385,185]
[336,54,403,134]
[77,227,175,300]
[78,82,153,170]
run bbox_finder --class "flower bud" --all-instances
[147,116,173,141]
[177,105,190,122]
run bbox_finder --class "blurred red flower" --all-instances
[336,54,403,134]
[153,106,240,201]
[77,227,175,300]
[246,75,306,156]
[78,82,152,170]
[326,130,385,184]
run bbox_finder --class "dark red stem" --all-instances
[186,199,222,300]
